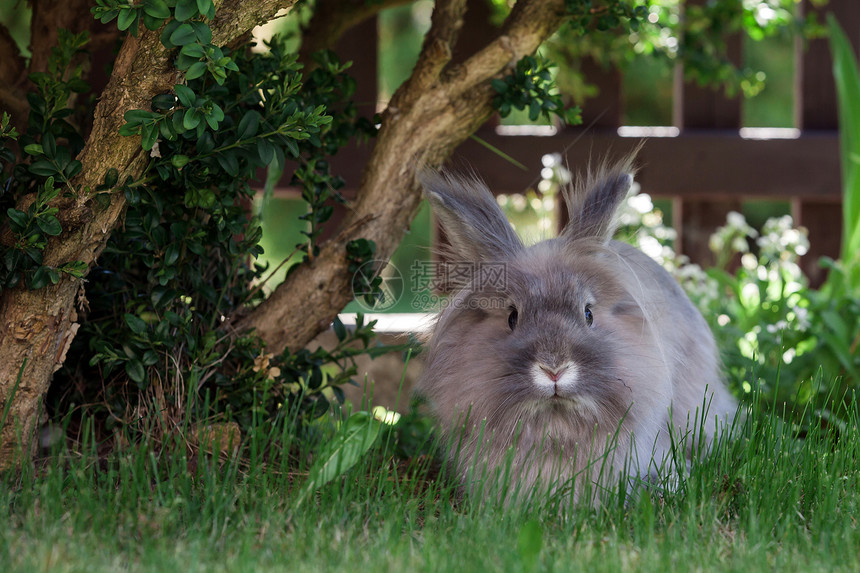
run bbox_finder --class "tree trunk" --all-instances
[236,0,567,352]
[0,0,299,471]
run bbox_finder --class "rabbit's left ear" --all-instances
[421,171,523,263]
[561,154,637,244]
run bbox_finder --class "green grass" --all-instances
[1,389,858,572]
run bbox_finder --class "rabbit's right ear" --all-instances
[421,171,523,262]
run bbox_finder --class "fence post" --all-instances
[672,0,743,268]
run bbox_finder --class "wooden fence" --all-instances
[288,0,859,286]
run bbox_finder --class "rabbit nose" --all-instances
[539,365,569,382]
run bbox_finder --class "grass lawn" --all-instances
[1,390,858,573]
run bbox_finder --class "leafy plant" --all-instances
[0,30,89,294]
[491,55,581,125]
[617,193,857,423]
[545,0,819,110]
[827,13,860,295]
[0,4,396,440]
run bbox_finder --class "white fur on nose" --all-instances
[531,362,578,394]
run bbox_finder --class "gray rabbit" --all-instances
[416,156,737,505]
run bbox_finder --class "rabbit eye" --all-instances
[584,304,594,327]
[508,308,518,331]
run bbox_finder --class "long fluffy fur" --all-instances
[417,156,737,506]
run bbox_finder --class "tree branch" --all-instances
[394,0,467,109]
[237,0,567,353]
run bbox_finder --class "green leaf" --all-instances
[64,160,82,179]
[117,8,138,32]
[59,260,87,278]
[23,143,43,156]
[185,61,207,80]
[174,84,196,108]
[215,152,239,176]
[124,313,148,335]
[164,243,180,266]
[152,93,176,111]
[171,154,190,168]
[28,160,58,177]
[183,108,201,130]
[104,168,119,188]
[143,13,164,31]
[332,315,347,342]
[30,265,59,289]
[196,0,213,18]
[160,19,183,48]
[169,22,197,46]
[143,0,170,19]
[293,411,381,508]
[257,138,274,164]
[174,0,198,21]
[42,133,57,158]
[125,359,146,387]
[528,99,541,121]
[141,123,158,151]
[237,110,261,139]
[491,78,508,94]
[36,215,62,236]
[6,208,28,231]
[124,109,157,126]
[179,42,206,59]
[190,20,212,44]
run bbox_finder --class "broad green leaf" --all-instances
[141,123,158,151]
[30,265,59,289]
[190,20,212,44]
[169,23,196,46]
[6,208,28,231]
[332,315,347,342]
[174,84,196,108]
[237,110,261,139]
[293,411,381,508]
[183,108,201,130]
[152,93,177,110]
[36,215,62,236]
[171,154,190,168]
[42,132,56,158]
[28,160,58,177]
[180,42,206,59]
[196,0,214,19]
[125,359,146,387]
[185,61,207,80]
[174,0,198,22]
[143,0,170,19]
[117,8,138,32]
[124,109,157,125]
[124,313,148,335]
